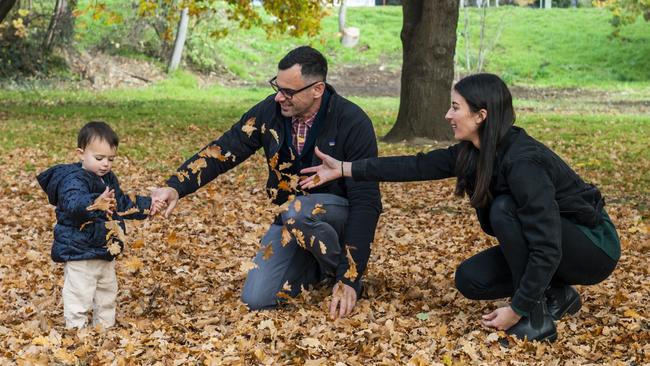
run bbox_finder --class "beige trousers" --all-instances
[62,259,117,329]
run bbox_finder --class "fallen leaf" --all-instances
[107,241,121,255]
[242,117,257,137]
[262,243,274,260]
[343,247,357,281]
[268,128,279,144]
[312,204,326,215]
[117,206,140,216]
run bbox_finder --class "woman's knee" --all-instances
[454,261,484,300]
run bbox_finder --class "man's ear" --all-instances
[313,81,325,99]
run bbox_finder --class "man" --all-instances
[150,46,381,318]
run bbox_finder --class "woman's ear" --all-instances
[476,109,488,125]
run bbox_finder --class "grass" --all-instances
[69,4,650,89]
[1,73,648,216]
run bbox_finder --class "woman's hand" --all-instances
[300,147,347,189]
[482,306,522,330]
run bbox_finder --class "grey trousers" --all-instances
[241,193,349,310]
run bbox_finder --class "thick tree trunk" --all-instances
[384,0,459,143]
[0,0,18,24]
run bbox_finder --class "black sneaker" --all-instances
[506,301,557,342]
[546,285,581,321]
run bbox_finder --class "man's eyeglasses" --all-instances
[269,76,322,100]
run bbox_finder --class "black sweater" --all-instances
[167,85,382,291]
[351,126,606,315]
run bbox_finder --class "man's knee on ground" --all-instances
[241,291,278,311]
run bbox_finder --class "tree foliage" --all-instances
[595,0,650,35]
[135,0,332,59]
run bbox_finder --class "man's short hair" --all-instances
[278,46,327,81]
[77,121,119,149]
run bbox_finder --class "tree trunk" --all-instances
[168,7,189,72]
[42,0,75,52]
[0,0,18,24]
[384,0,458,142]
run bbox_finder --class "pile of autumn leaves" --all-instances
[0,119,648,365]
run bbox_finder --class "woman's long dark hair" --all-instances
[453,73,516,208]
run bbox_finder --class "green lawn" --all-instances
[1,73,648,216]
[71,3,650,88]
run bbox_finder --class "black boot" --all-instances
[546,285,581,320]
[506,301,557,342]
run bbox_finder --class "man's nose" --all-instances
[274,91,286,102]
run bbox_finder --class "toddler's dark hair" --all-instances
[77,121,119,149]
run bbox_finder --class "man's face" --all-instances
[272,64,323,118]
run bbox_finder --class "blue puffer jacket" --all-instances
[37,163,151,262]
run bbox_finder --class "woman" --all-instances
[300,73,620,342]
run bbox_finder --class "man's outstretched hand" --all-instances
[330,282,357,319]
[150,187,179,217]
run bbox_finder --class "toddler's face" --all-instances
[77,138,117,177]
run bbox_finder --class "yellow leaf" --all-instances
[132,238,145,250]
[32,336,50,346]
[105,220,127,243]
[279,162,292,170]
[623,309,641,318]
[123,256,143,274]
[319,241,327,255]
[294,199,301,212]
[54,349,77,365]
[167,230,178,245]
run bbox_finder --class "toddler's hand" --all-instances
[149,198,167,217]
[88,187,116,215]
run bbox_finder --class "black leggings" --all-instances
[455,195,617,301]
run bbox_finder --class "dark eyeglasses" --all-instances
[269,76,322,100]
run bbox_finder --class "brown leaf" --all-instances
[281,227,292,247]
[344,246,357,281]
[293,199,301,212]
[291,228,305,248]
[79,220,93,231]
[311,204,326,215]
[174,170,190,182]
[242,117,257,137]
[107,241,121,256]
[319,241,327,255]
[117,206,140,216]
[268,128,279,144]
[198,145,232,161]
[87,195,115,212]
[262,243,274,260]
[105,220,127,243]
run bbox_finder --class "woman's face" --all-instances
[445,90,485,148]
